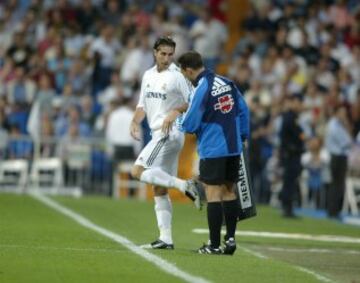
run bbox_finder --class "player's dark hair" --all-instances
[153,36,176,50]
[177,51,204,70]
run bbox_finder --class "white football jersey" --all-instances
[137,63,192,131]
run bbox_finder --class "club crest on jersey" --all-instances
[214,94,234,113]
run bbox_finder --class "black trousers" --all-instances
[280,155,302,214]
[328,154,347,217]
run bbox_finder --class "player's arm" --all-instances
[162,72,192,135]
[162,103,188,135]
[239,93,250,142]
[131,74,147,140]
[130,107,145,141]
[182,79,208,134]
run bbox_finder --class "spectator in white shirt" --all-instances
[189,7,227,70]
[106,97,138,163]
[106,97,139,197]
[89,24,121,97]
[325,104,353,218]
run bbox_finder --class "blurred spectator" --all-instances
[105,97,138,196]
[101,0,126,26]
[39,113,57,158]
[7,124,33,159]
[6,31,33,68]
[0,57,16,94]
[189,7,227,70]
[348,132,360,177]
[80,94,97,129]
[55,104,91,138]
[279,95,305,218]
[89,24,121,97]
[35,73,56,115]
[301,137,330,209]
[59,122,91,188]
[76,0,99,34]
[67,59,90,95]
[163,11,190,59]
[105,97,137,163]
[98,71,124,112]
[46,41,73,93]
[22,8,46,49]
[6,66,36,109]
[37,26,58,58]
[59,83,79,114]
[328,0,354,32]
[119,35,153,92]
[325,104,353,218]
[247,94,272,204]
[351,89,360,136]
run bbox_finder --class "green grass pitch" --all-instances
[0,193,359,283]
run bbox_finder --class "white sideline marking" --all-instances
[250,246,360,255]
[30,192,210,283]
[192,229,360,244]
[239,245,335,283]
[238,247,268,259]
[296,267,335,283]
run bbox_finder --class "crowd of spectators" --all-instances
[229,0,360,214]
[0,0,359,207]
[0,0,227,152]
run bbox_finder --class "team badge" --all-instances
[214,94,234,113]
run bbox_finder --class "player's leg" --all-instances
[152,185,174,248]
[221,156,240,255]
[221,182,238,255]
[197,158,226,254]
[131,132,188,192]
[139,166,202,208]
[132,130,202,208]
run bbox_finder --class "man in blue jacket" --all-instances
[178,51,250,255]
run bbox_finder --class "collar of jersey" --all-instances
[194,69,212,87]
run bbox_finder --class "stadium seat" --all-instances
[113,161,146,200]
[0,159,29,192]
[343,177,360,216]
[30,158,64,189]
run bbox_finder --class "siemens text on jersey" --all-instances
[145,92,167,100]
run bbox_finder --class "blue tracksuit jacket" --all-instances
[181,70,250,159]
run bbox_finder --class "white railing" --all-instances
[0,135,112,196]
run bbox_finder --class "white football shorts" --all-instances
[135,127,185,175]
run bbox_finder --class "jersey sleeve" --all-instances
[233,83,250,140]
[176,72,193,103]
[238,93,250,140]
[181,78,208,134]
[137,73,146,109]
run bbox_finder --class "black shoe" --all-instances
[223,237,236,255]
[185,180,203,210]
[141,239,174,250]
[197,243,222,255]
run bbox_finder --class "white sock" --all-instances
[140,167,187,193]
[154,195,173,244]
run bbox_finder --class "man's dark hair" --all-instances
[153,36,176,50]
[177,51,204,70]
